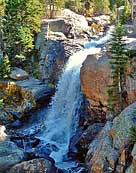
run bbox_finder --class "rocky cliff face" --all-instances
[79,35,136,173]
[80,50,136,118]
[80,53,111,108]
[35,9,91,85]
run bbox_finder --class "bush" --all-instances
[0,55,11,79]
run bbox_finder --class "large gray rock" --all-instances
[8,158,56,173]
[0,79,53,122]
[36,35,83,84]
[0,139,24,172]
[85,102,136,173]
[62,9,89,37]
[80,53,111,108]
[36,38,66,84]
[86,122,119,173]
[40,9,89,39]
[86,15,110,26]
[111,102,136,150]
[125,36,136,50]
[16,77,53,102]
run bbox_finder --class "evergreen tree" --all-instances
[93,0,110,15]
[109,0,116,10]
[44,0,65,18]
[65,0,83,13]
[120,0,131,24]
[117,0,126,7]
[3,0,44,60]
[108,23,129,114]
[0,0,5,57]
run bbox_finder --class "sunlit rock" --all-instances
[0,125,7,141]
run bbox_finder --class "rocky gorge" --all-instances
[0,9,136,173]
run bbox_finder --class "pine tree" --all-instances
[120,0,131,24]
[108,23,129,114]
[0,0,5,59]
[44,0,65,18]
[3,0,44,60]
[65,0,83,13]
[93,0,110,15]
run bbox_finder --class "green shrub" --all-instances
[0,55,11,79]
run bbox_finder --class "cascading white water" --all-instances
[39,30,113,169]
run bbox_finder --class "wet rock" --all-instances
[10,67,29,80]
[69,128,84,158]
[11,120,23,128]
[9,111,21,119]
[0,139,24,172]
[72,166,88,173]
[8,158,56,173]
[77,123,104,147]
[34,143,59,159]
[69,123,104,161]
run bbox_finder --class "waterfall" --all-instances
[38,30,113,169]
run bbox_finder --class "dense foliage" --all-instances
[3,0,44,60]
[0,55,11,79]
[120,0,131,24]
[0,0,132,80]
[93,0,110,15]
[44,0,131,17]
